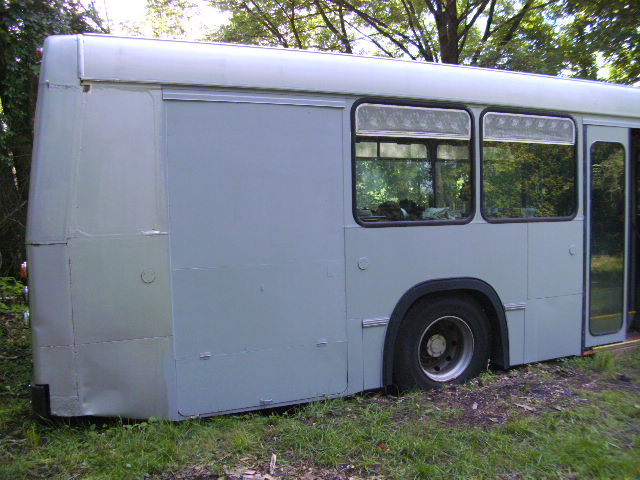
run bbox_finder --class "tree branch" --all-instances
[314,0,352,53]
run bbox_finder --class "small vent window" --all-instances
[484,112,575,145]
[356,104,471,140]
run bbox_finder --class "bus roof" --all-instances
[48,34,640,120]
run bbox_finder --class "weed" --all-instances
[592,351,617,373]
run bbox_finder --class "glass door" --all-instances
[585,125,629,347]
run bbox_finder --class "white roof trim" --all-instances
[66,34,640,119]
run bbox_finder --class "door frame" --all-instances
[583,123,630,348]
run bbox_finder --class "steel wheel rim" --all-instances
[417,315,474,382]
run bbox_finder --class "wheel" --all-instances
[393,296,491,390]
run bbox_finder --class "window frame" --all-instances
[479,107,579,224]
[351,98,476,228]
[588,140,626,337]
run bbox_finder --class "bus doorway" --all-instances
[585,125,628,348]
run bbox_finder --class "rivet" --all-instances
[141,270,156,283]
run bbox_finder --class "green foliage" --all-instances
[0,1,104,276]
[590,351,617,374]
[208,0,573,75]
[125,0,196,39]
[564,0,640,85]
[211,0,356,51]
[0,276,26,314]
[206,0,639,83]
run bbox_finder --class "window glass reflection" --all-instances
[355,139,471,222]
[483,141,576,219]
[590,142,625,335]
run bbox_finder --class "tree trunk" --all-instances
[435,0,460,64]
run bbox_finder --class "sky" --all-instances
[91,0,230,39]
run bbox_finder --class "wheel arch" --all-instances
[382,277,510,386]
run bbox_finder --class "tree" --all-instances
[0,1,104,276]
[146,0,197,38]
[209,0,572,74]
[565,0,639,85]
[121,0,198,39]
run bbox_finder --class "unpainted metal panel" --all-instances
[33,345,82,416]
[74,86,167,236]
[505,310,525,366]
[172,263,345,359]
[27,244,73,347]
[77,337,172,419]
[176,342,347,416]
[33,345,76,399]
[345,222,527,322]
[50,395,83,417]
[69,235,172,344]
[346,318,364,394]
[527,221,583,299]
[42,36,81,86]
[523,294,582,363]
[27,69,81,243]
[362,326,386,390]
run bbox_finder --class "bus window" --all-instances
[354,103,472,224]
[481,112,576,220]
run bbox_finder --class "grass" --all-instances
[1,279,639,479]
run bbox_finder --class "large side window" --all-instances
[354,103,472,224]
[482,112,576,220]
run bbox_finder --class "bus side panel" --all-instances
[165,95,349,417]
[524,221,583,362]
[346,222,528,389]
[524,295,582,363]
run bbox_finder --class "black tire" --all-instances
[393,296,491,390]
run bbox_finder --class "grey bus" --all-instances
[26,34,640,419]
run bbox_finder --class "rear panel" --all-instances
[28,36,175,418]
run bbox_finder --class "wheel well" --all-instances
[383,278,509,386]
